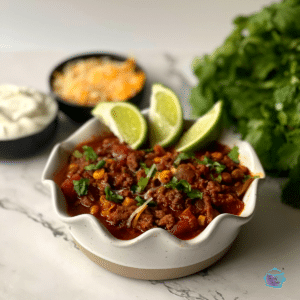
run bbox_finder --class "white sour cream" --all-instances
[0,85,58,140]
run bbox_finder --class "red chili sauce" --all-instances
[55,134,254,240]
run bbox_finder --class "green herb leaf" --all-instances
[174,152,194,166]
[228,146,240,164]
[135,196,156,207]
[210,174,222,183]
[82,145,98,161]
[243,174,260,182]
[196,156,226,173]
[142,148,154,153]
[130,185,138,193]
[73,178,89,196]
[165,177,202,199]
[104,186,123,203]
[186,190,203,199]
[140,162,150,175]
[84,160,106,171]
[188,0,300,206]
[73,150,83,158]
[140,162,148,169]
[165,177,189,191]
[136,164,157,193]
[137,177,149,193]
[196,156,213,166]
[213,161,226,173]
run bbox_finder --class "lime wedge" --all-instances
[92,102,147,149]
[175,101,223,152]
[149,83,183,147]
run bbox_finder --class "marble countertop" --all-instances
[0,50,299,300]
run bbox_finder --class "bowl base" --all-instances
[74,238,231,280]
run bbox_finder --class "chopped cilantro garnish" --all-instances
[142,148,154,153]
[165,177,203,199]
[135,196,156,207]
[243,174,260,182]
[196,156,213,166]
[228,146,240,164]
[174,152,194,166]
[136,164,157,193]
[140,162,151,175]
[73,178,89,196]
[130,185,138,193]
[84,160,106,171]
[210,174,222,183]
[82,145,98,161]
[196,156,226,173]
[213,161,226,173]
[186,189,203,199]
[73,150,83,158]
[137,177,149,193]
[104,186,123,203]
[140,162,148,169]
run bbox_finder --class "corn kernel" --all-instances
[122,197,136,206]
[90,205,99,215]
[93,168,105,180]
[101,204,115,217]
[153,157,161,163]
[68,163,78,172]
[159,170,173,184]
[99,195,107,203]
[211,152,223,160]
[153,171,160,181]
[170,167,177,174]
[198,215,206,226]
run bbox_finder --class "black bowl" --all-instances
[0,113,58,159]
[49,52,147,123]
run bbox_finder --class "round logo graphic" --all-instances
[264,268,286,288]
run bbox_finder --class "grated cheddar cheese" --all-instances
[52,57,146,106]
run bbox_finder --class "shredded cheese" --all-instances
[53,57,146,106]
[126,197,153,228]
[132,204,148,228]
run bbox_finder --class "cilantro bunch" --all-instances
[189,0,300,208]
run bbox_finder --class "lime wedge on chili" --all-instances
[92,102,147,149]
[149,83,183,147]
[175,101,223,152]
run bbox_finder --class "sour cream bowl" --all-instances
[42,111,265,280]
[0,85,58,158]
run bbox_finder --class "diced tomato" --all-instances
[61,174,81,201]
[170,207,199,237]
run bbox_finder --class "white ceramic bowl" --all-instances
[42,111,265,280]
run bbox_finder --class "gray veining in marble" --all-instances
[0,197,77,248]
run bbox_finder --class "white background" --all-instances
[0,0,275,54]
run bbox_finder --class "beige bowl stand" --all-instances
[74,238,231,280]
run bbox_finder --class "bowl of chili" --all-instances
[42,110,265,280]
[49,52,147,123]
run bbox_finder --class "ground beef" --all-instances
[175,163,196,183]
[57,134,254,240]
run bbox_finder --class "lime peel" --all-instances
[175,101,223,152]
[92,102,147,149]
[149,83,183,147]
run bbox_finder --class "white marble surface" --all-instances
[0,50,299,300]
